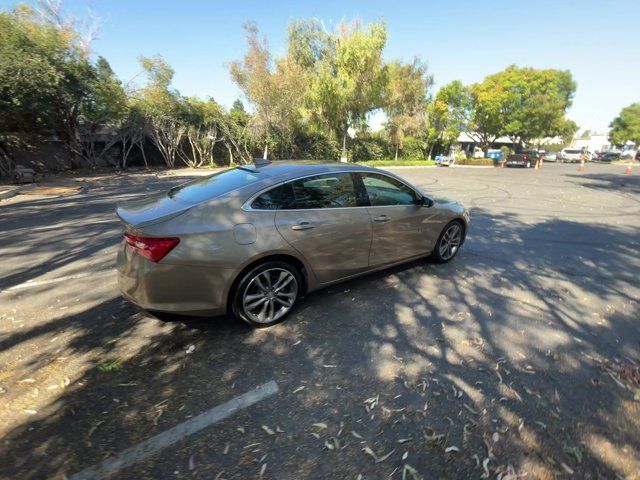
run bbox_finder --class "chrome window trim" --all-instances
[242,169,422,212]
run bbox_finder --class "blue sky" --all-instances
[3,0,639,132]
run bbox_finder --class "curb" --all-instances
[0,186,22,200]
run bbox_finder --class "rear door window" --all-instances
[251,183,296,210]
[289,172,361,209]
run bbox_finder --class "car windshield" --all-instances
[168,167,261,203]
[565,150,582,154]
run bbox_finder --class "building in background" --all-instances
[571,134,610,153]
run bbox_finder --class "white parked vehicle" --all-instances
[559,148,587,163]
[435,155,455,167]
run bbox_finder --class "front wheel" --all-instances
[232,261,301,327]
[431,220,465,263]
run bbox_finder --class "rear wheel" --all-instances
[431,220,465,263]
[232,261,301,327]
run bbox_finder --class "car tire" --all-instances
[231,261,301,327]
[430,220,465,263]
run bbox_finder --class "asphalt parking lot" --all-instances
[1,163,639,479]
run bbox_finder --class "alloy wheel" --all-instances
[241,268,298,324]
[438,223,462,261]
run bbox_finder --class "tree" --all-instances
[230,23,307,159]
[383,59,432,160]
[467,75,509,152]
[425,80,469,157]
[79,56,127,164]
[305,20,388,159]
[0,4,94,172]
[499,66,576,147]
[136,55,185,168]
[181,97,226,167]
[609,103,640,146]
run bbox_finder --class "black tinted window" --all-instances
[169,168,260,203]
[251,184,295,210]
[361,173,416,206]
[290,173,359,209]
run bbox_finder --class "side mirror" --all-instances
[415,196,434,208]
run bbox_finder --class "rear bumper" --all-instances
[117,244,233,316]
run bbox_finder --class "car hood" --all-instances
[428,195,459,206]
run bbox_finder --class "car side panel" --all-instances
[274,208,373,284]
[366,205,446,267]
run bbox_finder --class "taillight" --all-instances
[524,155,528,160]
[124,233,180,263]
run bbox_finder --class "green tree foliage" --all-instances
[80,56,128,163]
[468,65,576,150]
[609,103,640,146]
[383,59,432,159]
[426,80,469,156]
[309,20,388,158]
[136,54,185,167]
[0,4,97,170]
[1,3,588,172]
[230,23,307,159]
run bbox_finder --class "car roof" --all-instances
[240,160,380,181]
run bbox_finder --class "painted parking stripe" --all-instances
[69,381,279,480]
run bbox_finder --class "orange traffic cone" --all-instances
[578,159,585,172]
[625,165,632,175]
[534,159,539,170]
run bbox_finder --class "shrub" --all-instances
[355,159,436,167]
[400,137,426,159]
[457,157,494,166]
[351,137,386,161]
[295,132,341,160]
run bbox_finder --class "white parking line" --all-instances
[69,381,279,480]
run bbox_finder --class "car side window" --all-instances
[251,183,296,210]
[360,173,416,206]
[289,172,360,209]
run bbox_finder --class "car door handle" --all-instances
[291,222,315,231]
[373,215,390,223]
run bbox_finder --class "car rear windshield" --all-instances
[168,168,261,203]
[565,150,582,154]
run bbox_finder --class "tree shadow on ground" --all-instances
[566,171,640,196]
[0,210,639,479]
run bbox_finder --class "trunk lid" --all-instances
[116,193,194,230]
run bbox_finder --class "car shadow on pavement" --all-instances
[0,212,639,479]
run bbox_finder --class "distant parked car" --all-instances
[543,152,558,162]
[621,150,637,159]
[558,148,587,163]
[435,155,455,167]
[601,151,621,161]
[504,150,540,168]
